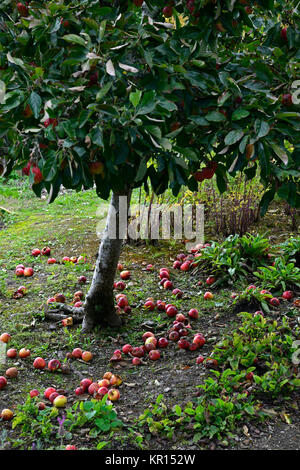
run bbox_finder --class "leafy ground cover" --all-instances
[0,180,299,450]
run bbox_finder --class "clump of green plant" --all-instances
[137,394,183,441]
[277,237,300,266]
[194,234,270,285]
[65,397,123,438]
[254,258,300,291]
[12,396,59,448]
[213,313,297,368]
[11,395,122,449]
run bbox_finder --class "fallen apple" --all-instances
[1,409,13,421]
[5,367,18,378]
[33,357,46,369]
[0,333,11,343]
[53,395,67,408]
[0,376,7,390]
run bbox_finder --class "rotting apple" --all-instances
[0,409,13,421]
[5,367,18,378]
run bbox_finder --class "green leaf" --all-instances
[268,141,288,165]
[29,92,42,119]
[62,34,87,46]
[90,127,104,147]
[205,111,226,122]
[231,108,250,121]
[129,90,142,107]
[96,82,112,102]
[225,129,244,146]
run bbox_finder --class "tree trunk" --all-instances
[81,190,131,332]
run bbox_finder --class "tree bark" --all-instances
[81,190,131,332]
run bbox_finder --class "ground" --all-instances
[0,180,299,450]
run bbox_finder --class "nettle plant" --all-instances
[0,0,299,330]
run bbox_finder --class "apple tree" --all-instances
[0,0,299,330]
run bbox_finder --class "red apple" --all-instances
[17,286,26,295]
[282,291,294,300]
[0,333,11,343]
[131,346,144,358]
[24,267,34,277]
[163,280,173,290]
[173,261,182,269]
[144,300,155,311]
[7,349,17,359]
[172,288,183,298]
[115,281,126,291]
[180,261,190,272]
[246,372,254,381]
[47,258,57,264]
[41,247,51,256]
[142,331,155,342]
[158,338,168,348]
[37,402,46,410]
[168,330,180,342]
[188,308,199,320]
[80,378,92,391]
[15,268,24,277]
[44,387,56,399]
[0,409,13,421]
[269,297,280,307]
[166,305,178,317]
[196,355,204,364]
[19,348,30,358]
[120,270,131,280]
[48,359,61,372]
[122,344,133,354]
[132,357,141,365]
[281,27,288,42]
[204,291,214,300]
[88,382,99,395]
[107,388,120,401]
[149,349,160,360]
[82,351,93,362]
[193,334,205,348]
[32,248,41,257]
[72,348,83,359]
[0,376,7,390]
[30,389,39,398]
[65,445,77,450]
[48,391,59,402]
[206,276,215,285]
[33,357,46,370]
[78,275,87,284]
